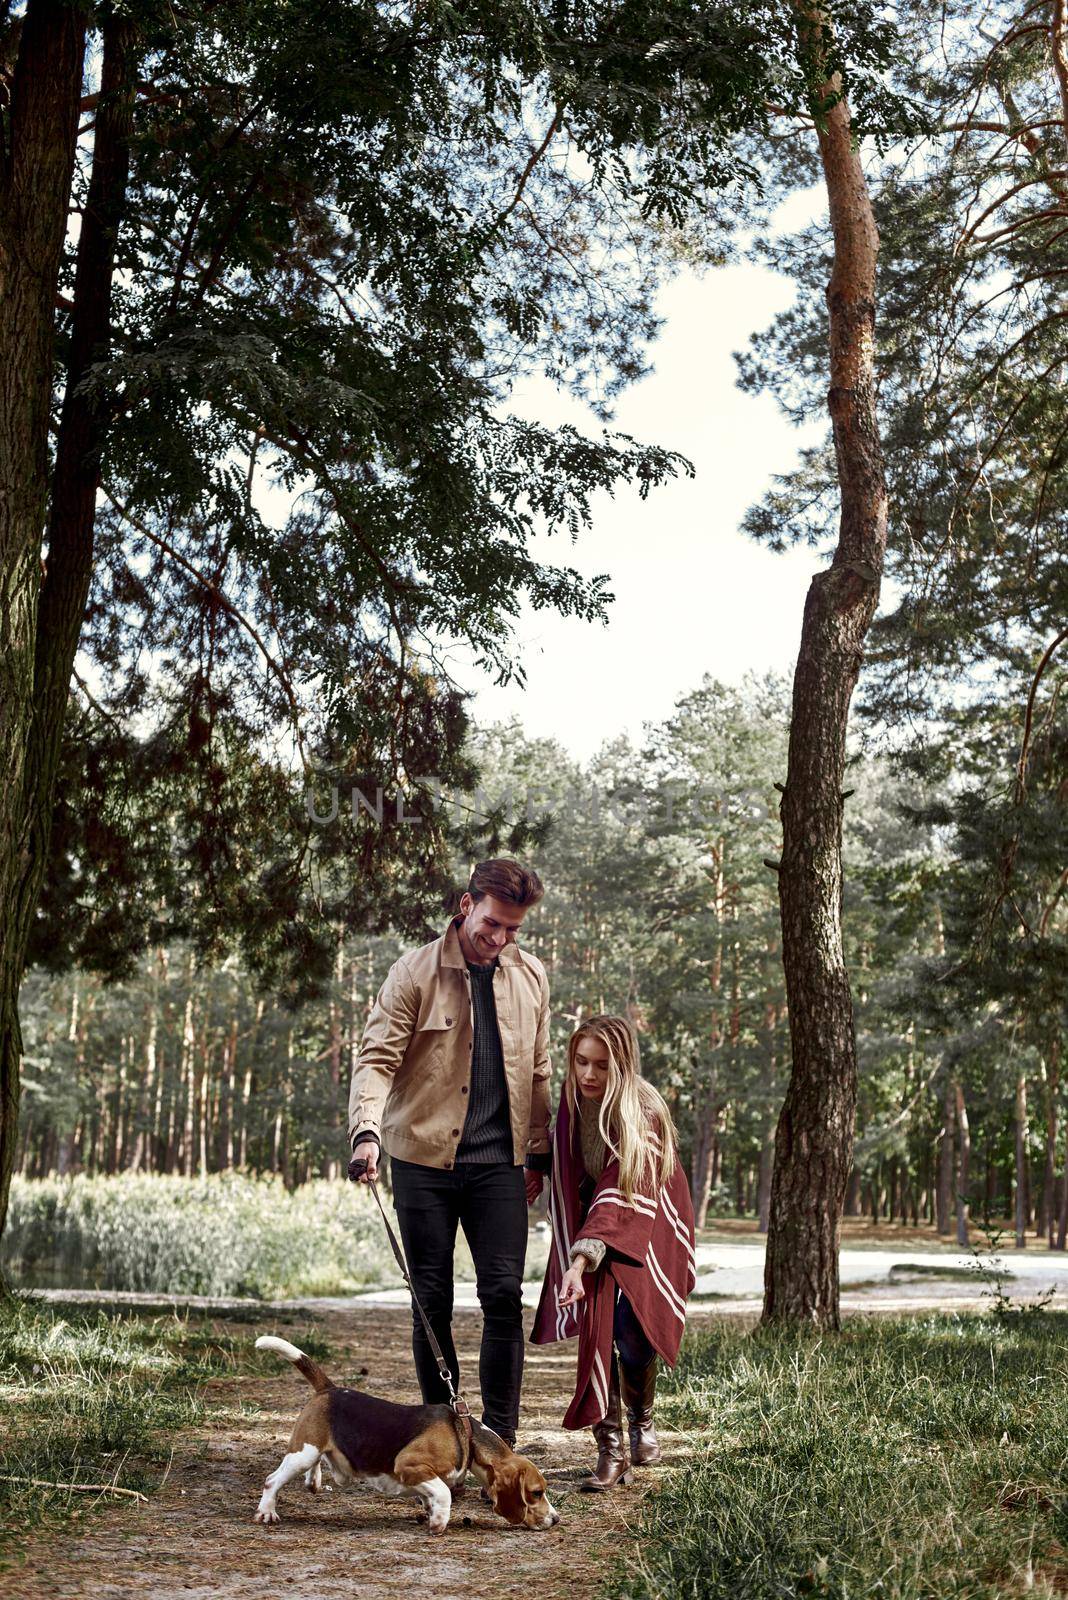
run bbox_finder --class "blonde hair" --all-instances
[565,1015,677,1203]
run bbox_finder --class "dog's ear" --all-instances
[518,1461,546,1504]
[487,1461,527,1525]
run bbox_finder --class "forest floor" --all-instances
[1,1304,677,1600]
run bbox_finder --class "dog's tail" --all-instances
[255,1335,333,1394]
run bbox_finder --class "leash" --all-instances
[348,1155,475,1449]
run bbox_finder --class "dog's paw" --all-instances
[254,1508,280,1525]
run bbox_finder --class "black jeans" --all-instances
[614,1290,655,1374]
[390,1156,528,1443]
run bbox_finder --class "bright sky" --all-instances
[457,205,829,760]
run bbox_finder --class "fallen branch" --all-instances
[0,1474,147,1502]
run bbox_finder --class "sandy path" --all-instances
[3,1307,683,1600]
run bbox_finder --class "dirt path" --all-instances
[4,1307,684,1600]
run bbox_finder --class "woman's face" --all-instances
[573,1034,611,1101]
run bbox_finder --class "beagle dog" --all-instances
[253,1336,560,1535]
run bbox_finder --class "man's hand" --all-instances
[557,1261,587,1309]
[349,1140,380,1183]
[525,1171,544,1206]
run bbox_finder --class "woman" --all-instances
[530,1015,696,1490]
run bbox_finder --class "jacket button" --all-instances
[461,1086,468,1095]
[445,1017,453,1026]
[452,1128,460,1137]
[444,1161,452,1169]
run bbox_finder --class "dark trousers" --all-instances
[390,1156,528,1443]
[614,1289,655,1375]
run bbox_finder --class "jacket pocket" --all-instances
[415,1005,460,1036]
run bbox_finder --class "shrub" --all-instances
[2,1173,398,1298]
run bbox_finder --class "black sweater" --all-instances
[455,960,513,1165]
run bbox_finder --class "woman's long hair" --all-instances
[564,1015,677,1203]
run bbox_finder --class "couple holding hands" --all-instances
[348,858,696,1490]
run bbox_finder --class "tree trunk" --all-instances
[197,1034,210,1178]
[0,1,89,1252]
[326,943,344,1179]
[843,1167,861,1217]
[982,1140,994,1223]
[757,1122,776,1233]
[936,1077,955,1235]
[0,10,137,1250]
[180,967,196,1178]
[1043,1039,1060,1245]
[710,1126,723,1190]
[691,834,727,1228]
[238,997,265,1170]
[762,11,888,1328]
[223,1012,238,1170]
[131,957,159,1172]
[955,1080,970,1247]
[1015,1072,1029,1249]
[690,1108,716,1230]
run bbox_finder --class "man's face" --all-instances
[458,892,529,963]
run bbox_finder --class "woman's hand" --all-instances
[525,1171,544,1205]
[558,1261,588,1308]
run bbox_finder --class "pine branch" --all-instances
[102,488,311,774]
[490,107,562,232]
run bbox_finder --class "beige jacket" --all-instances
[347,919,552,1169]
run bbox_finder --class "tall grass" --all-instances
[0,1298,313,1560]
[3,1173,398,1298]
[611,1313,1068,1600]
[4,1172,551,1299]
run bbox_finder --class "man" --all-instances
[348,858,551,1445]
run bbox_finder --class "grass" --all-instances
[610,1312,1068,1600]
[0,1295,329,1567]
[696,1218,1033,1254]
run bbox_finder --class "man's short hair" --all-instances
[468,858,544,909]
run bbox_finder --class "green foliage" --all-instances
[610,1314,1068,1600]
[32,0,917,1000]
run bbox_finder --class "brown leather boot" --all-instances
[578,1358,633,1491]
[620,1358,661,1465]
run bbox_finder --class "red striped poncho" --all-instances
[530,1094,697,1429]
